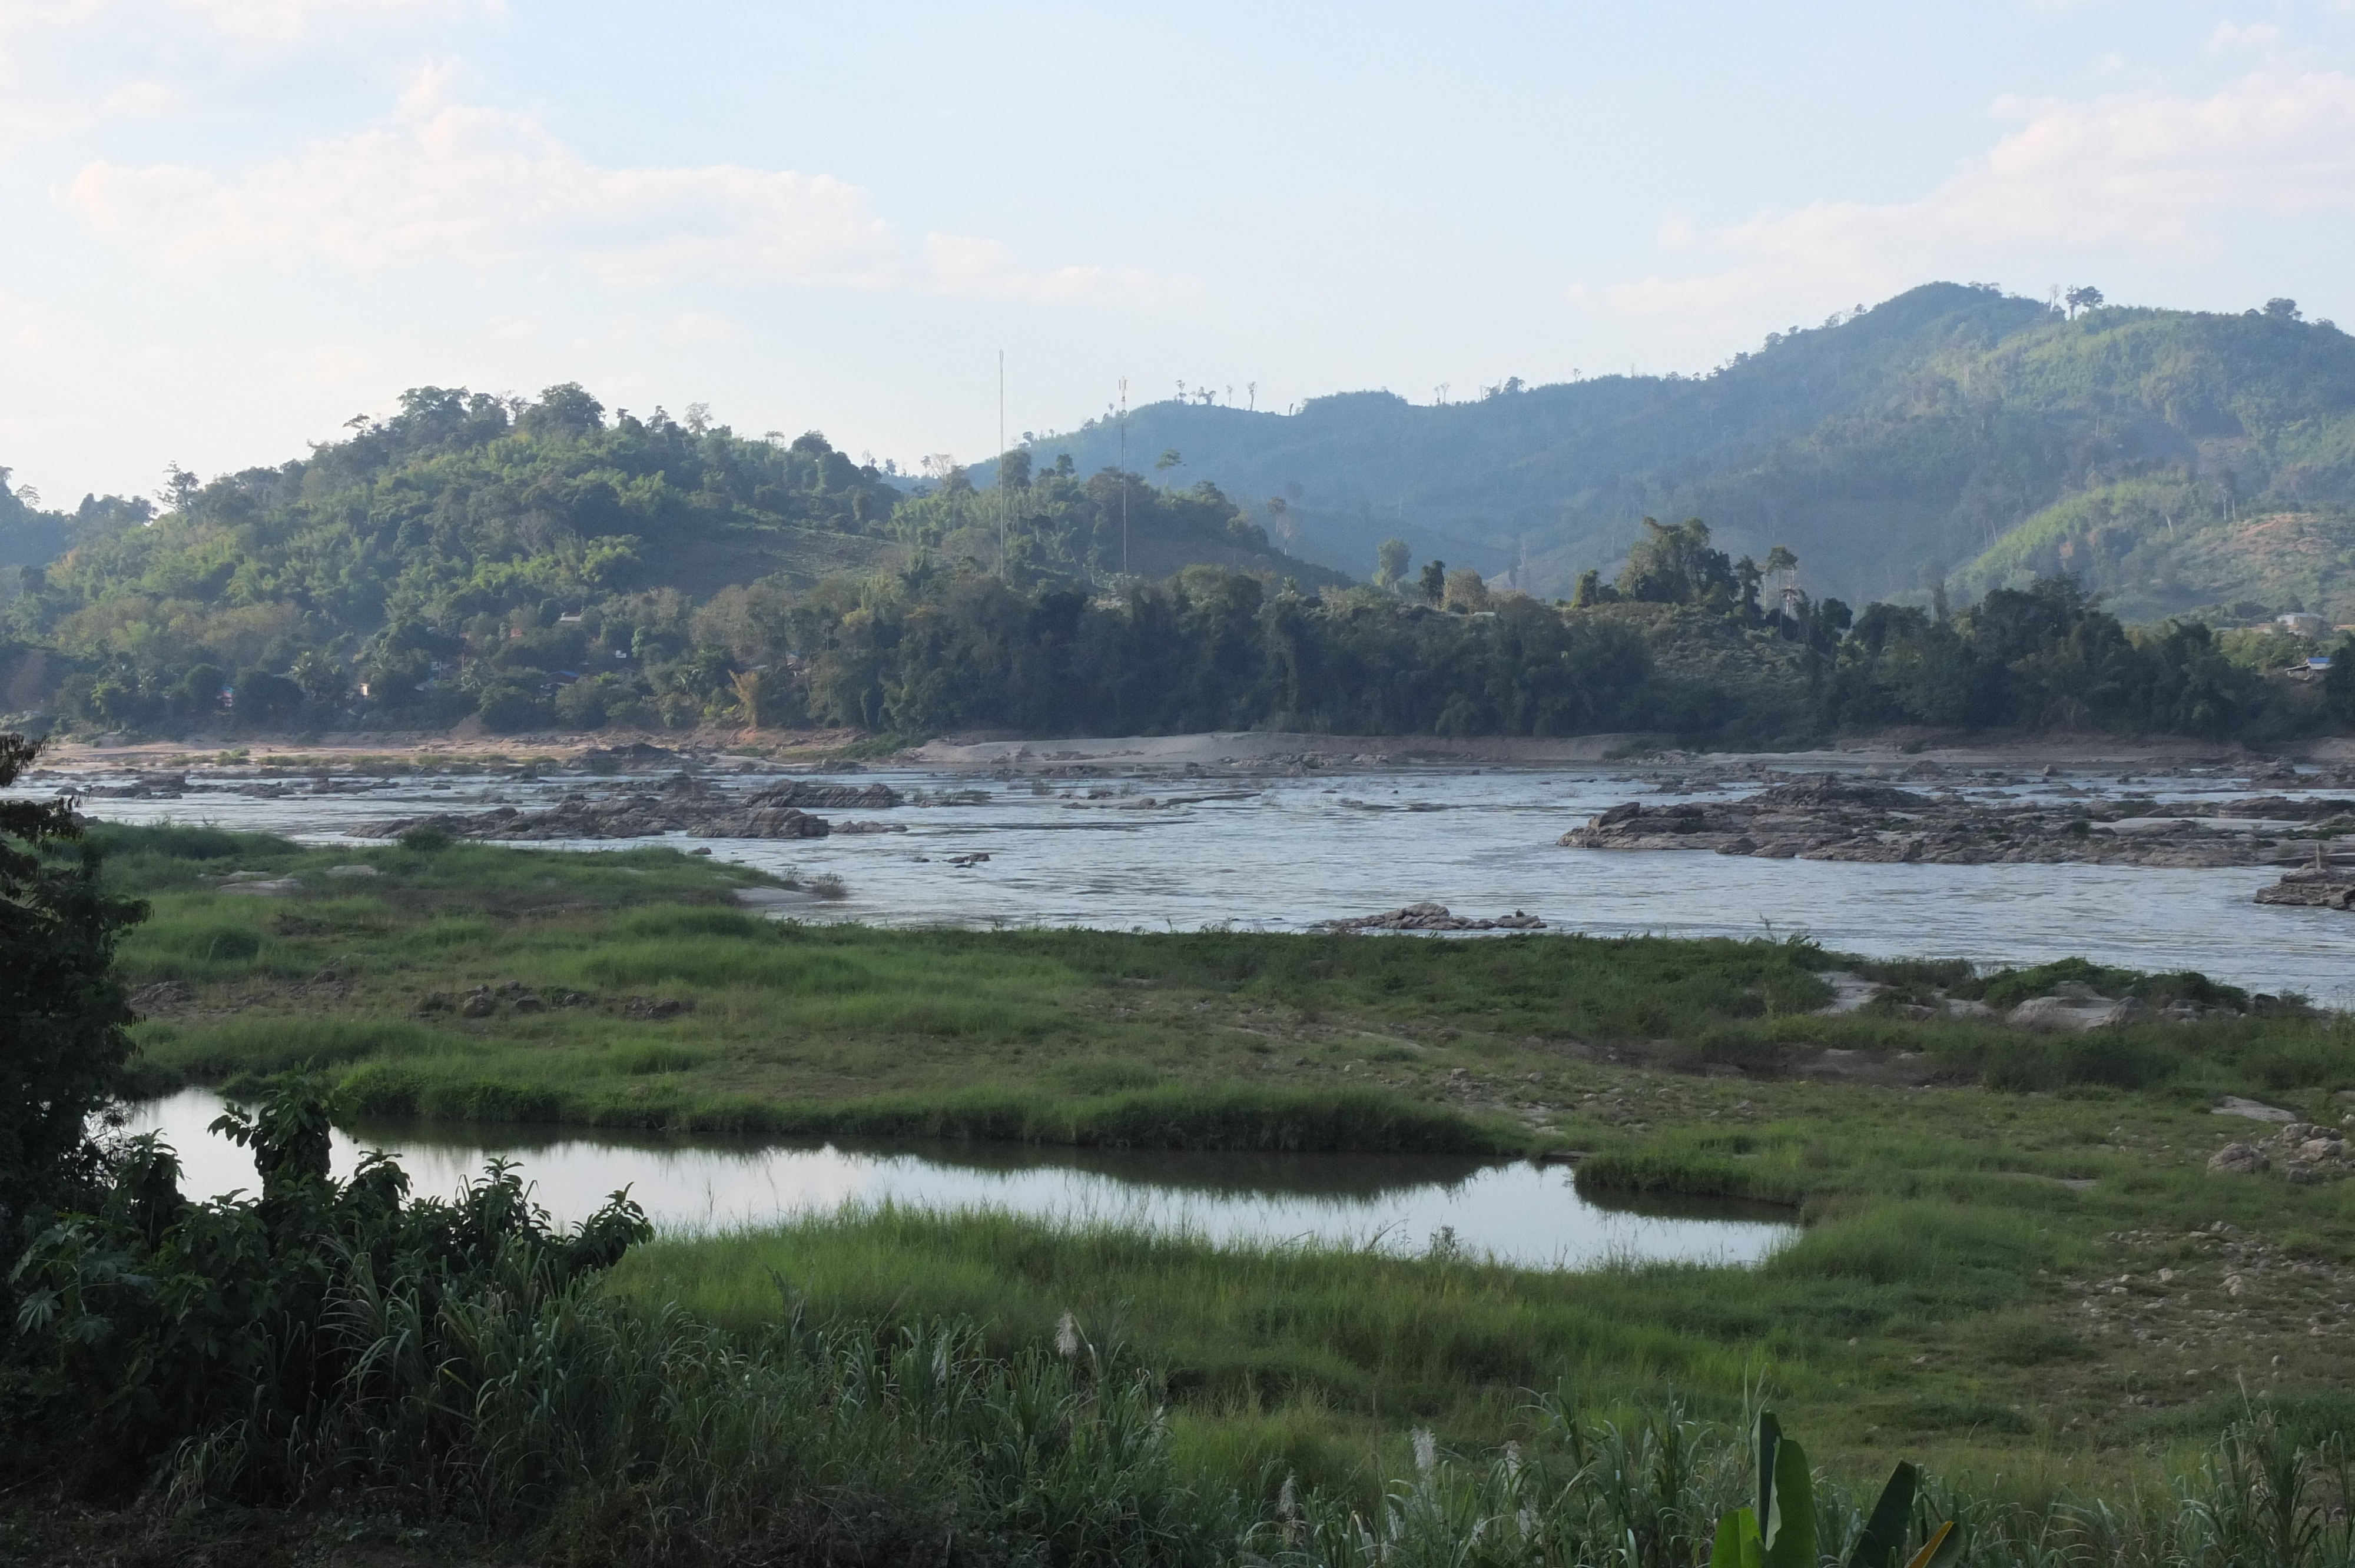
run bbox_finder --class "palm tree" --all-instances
[729,668,766,731]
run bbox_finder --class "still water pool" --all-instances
[124,1089,1795,1272]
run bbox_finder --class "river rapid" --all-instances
[49,750,2355,999]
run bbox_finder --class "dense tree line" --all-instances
[0,381,2347,743]
[696,514,2343,743]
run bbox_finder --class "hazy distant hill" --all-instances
[1011,284,2355,619]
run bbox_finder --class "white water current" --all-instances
[51,758,2355,1000]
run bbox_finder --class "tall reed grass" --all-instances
[16,1087,2355,1566]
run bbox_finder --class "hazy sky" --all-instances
[5,0,2354,504]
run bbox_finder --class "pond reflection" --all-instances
[124,1089,1795,1272]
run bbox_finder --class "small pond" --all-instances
[123,1089,1796,1271]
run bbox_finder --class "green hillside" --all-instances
[0,385,1338,734]
[1011,285,2355,613]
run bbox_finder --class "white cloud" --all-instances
[163,0,497,41]
[67,64,901,286]
[64,65,1177,303]
[2207,20,2285,56]
[0,0,495,135]
[924,232,1189,303]
[276,341,373,385]
[0,0,496,42]
[1606,70,2355,333]
[663,311,737,345]
[0,291,51,351]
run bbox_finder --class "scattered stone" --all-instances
[831,819,910,833]
[1311,902,1547,932]
[459,989,496,1018]
[128,979,194,1011]
[619,996,694,1020]
[2208,1121,2355,1182]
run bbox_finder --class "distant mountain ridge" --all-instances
[1006,284,2355,620]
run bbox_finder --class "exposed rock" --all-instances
[1562,772,2343,867]
[2006,994,2148,1032]
[618,996,694,1020]
[356,773,837,841]
[325,863,380,878]
[1815,971,1883,1014]
[218,877,302,896]
[128,979,195,1011]
[2213,1096,2299,1123]
[2215,795,2355,819]
[2254,867,2355,911]
[85,772,187,799]
[748,779,904,810]
[2210,1121,2354,1182]
[1312,902,1548,932]
[581,742,684,771]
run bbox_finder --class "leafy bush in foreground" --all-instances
[17,1082,2355,1566]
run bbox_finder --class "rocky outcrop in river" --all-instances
[1311,902,1547,932]
[357,773,897,842]
[1561,774,2353,868]
[2254,865,2355,911]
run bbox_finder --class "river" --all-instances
[52,754,2355,999]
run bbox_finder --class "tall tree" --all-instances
[0,735,145,1254]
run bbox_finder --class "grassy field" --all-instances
[91,822,2355,1502]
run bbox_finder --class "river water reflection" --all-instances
[124,1090,1795,1271]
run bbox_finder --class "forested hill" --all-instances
[0,384,1339,735]
[1009,284,2355,619]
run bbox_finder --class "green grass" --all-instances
[79,822,2355,1496]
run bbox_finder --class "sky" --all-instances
[4,0,2355,506]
